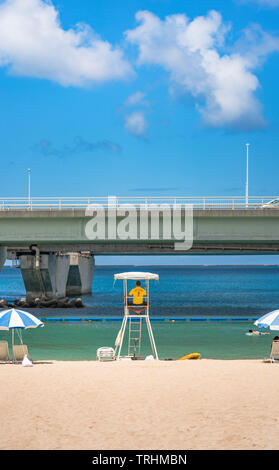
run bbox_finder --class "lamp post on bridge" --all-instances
[28,168,31,208]
[245,143,250,208]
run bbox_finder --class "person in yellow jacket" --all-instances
[127,280,147,314]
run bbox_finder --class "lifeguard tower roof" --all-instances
[114,272,159,281]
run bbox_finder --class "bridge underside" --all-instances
[6,242,279,257]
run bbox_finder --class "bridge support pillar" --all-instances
[20,252,70,300]
[0,246,6,271]
[66,253,94,295]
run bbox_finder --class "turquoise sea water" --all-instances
[0,265,278,360]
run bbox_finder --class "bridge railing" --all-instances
[0,196,277,210]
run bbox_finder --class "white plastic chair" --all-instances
[96,347,115,361]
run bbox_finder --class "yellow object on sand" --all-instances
[178,353,201,360]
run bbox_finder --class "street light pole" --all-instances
[28,168,31,207]
[245,144,250,208]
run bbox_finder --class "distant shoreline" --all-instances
[4,264,279,268]
[94,264,279,267]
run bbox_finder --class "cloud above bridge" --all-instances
[34,136,122,158]
[125,10,279,130]
[129,187,180,192]
[124,91,149,108]
[0,0,133,86]
[0,2,278,132]
[124,111,148,138]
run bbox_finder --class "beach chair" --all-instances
[270,340,279,362]
[96,347,115,361]
[0,341,11,363]
[264,340,279,363]
[12,344,30,363]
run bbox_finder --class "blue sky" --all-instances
[1,0,279,265]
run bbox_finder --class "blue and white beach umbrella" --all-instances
[0,309,44,330]
[254,310,279,331]
[0,308,44,348]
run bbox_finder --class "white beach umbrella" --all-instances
[254,310,279,331]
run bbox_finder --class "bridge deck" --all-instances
[0,206,278,255]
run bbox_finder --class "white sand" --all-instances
[0,359,278,450]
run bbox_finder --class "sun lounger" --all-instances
[12,344,30,363]
[0,341,11,362]
[264,340,279,363]
[96,347,115,361]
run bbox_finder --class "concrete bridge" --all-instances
[0,195,278,300]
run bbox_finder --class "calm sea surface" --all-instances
[0,265,278,360]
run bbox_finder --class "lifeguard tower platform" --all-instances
[113,272,159,360]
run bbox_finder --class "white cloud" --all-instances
[125,91,148,107]
[0,0,132,86]
[124,111,147,137]
[125,10,279,129]
[233,23,279,66]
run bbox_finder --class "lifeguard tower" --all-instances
[114,272,159,360]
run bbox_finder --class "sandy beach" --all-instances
[0,359,278,450]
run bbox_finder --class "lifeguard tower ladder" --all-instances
[114,272,159,360]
